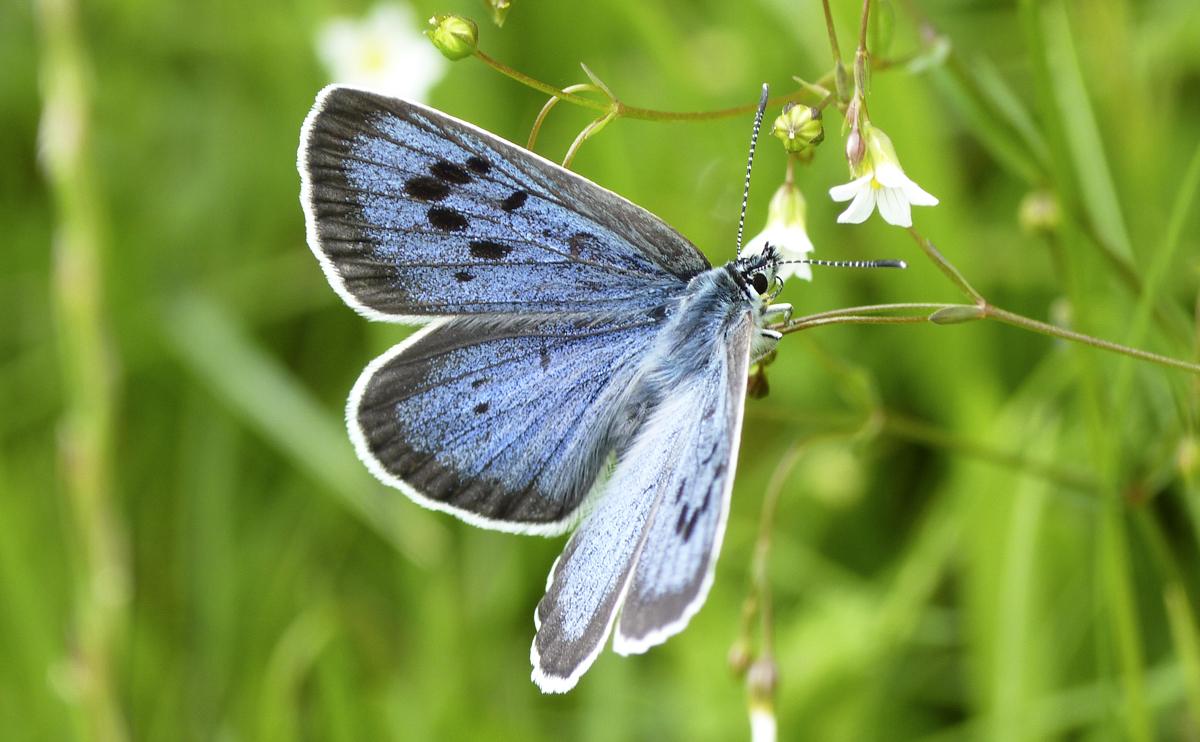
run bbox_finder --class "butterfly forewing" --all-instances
[299,86,710,320]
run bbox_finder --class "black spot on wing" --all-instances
[474,402,489,414]
[470,377,489,388]
[568,232,594,258]
[428,206,468,231]
[469,240,513,260]
[404,176,450,202]
[430,160,471,184]
[465,155,491,175]
[454,271,474,282]
[501,190,528,211]
[539,347,551,371]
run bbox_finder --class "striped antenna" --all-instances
[779,258,908,269]
[735,83,771,257]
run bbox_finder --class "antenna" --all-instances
[735,83,771,257]
[779,258,908,269]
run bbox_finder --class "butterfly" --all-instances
[298,84,793,693]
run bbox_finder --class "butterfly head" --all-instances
[734,242,783,300]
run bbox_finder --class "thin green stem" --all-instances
[982,305,1200,375]
[527,83,602,150]
[906,228,987,304]
[478,48,810,121]
[561,110,617,168]
[782,302,955,325]
[778,314,930,334]
[474,50,608,111]
[36,0,128,738]
[820,0,850,101]
[768,298,1200,375]
[821,0,843,63]
[859,0,872,52]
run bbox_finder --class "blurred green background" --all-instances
[6,0,1200,739]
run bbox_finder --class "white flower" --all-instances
[316,3,446,101]
[749,703,777,742]
[743,182,815,282]
[828,124,937,228]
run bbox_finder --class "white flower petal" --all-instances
[829,176,870,202]
[900,177,939,206]
[873,162,908,188]
[778,261,813,282]
[774,226,813,260]
[876,187,912,227]
[837,186,876,224]
[742,231,771,259]
[315,3,445,101]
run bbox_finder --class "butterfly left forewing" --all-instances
[299,86,709,321]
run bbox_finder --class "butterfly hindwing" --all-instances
[531,303,754,691]
[299,85,710,320]
[614,312,753,653]
[350,313,668,534]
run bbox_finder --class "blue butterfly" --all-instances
[298,85,792,693]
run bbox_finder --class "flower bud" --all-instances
[845,126,865,170]
[483,0,511,27]
[1018,190,1060,235]
[728,638,753,676]
[747,657,779,701]
[929,305,984,325]
[426,14,478,60]
[772,103,823,157]
[1178,436,1199,479]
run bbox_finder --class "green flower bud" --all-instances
[483,0,511,27]
[929,305,984,325]
[1178,435,1199,478]
[727,638,753,676]
[772,103,823,157]
[747,657,779,701]
[1018,190,1060,235]
[426,14,478,60]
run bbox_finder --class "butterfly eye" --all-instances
[751,272,769,295]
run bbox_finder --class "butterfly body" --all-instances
[299,85,787,691]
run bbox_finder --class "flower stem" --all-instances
[981,305,1200,375]
[820,0,850,102]
[474,50,608,111]
[37,0,129,738]
[906,228,987,304]
[769,300,1200,375]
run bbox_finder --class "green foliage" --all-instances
[5,0,1200,739]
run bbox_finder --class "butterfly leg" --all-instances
[761,302,792,324]
[751,328,781,361]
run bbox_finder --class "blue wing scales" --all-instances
[350,314,666,534]
[299,86,710,320]
[532,308,753,691]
